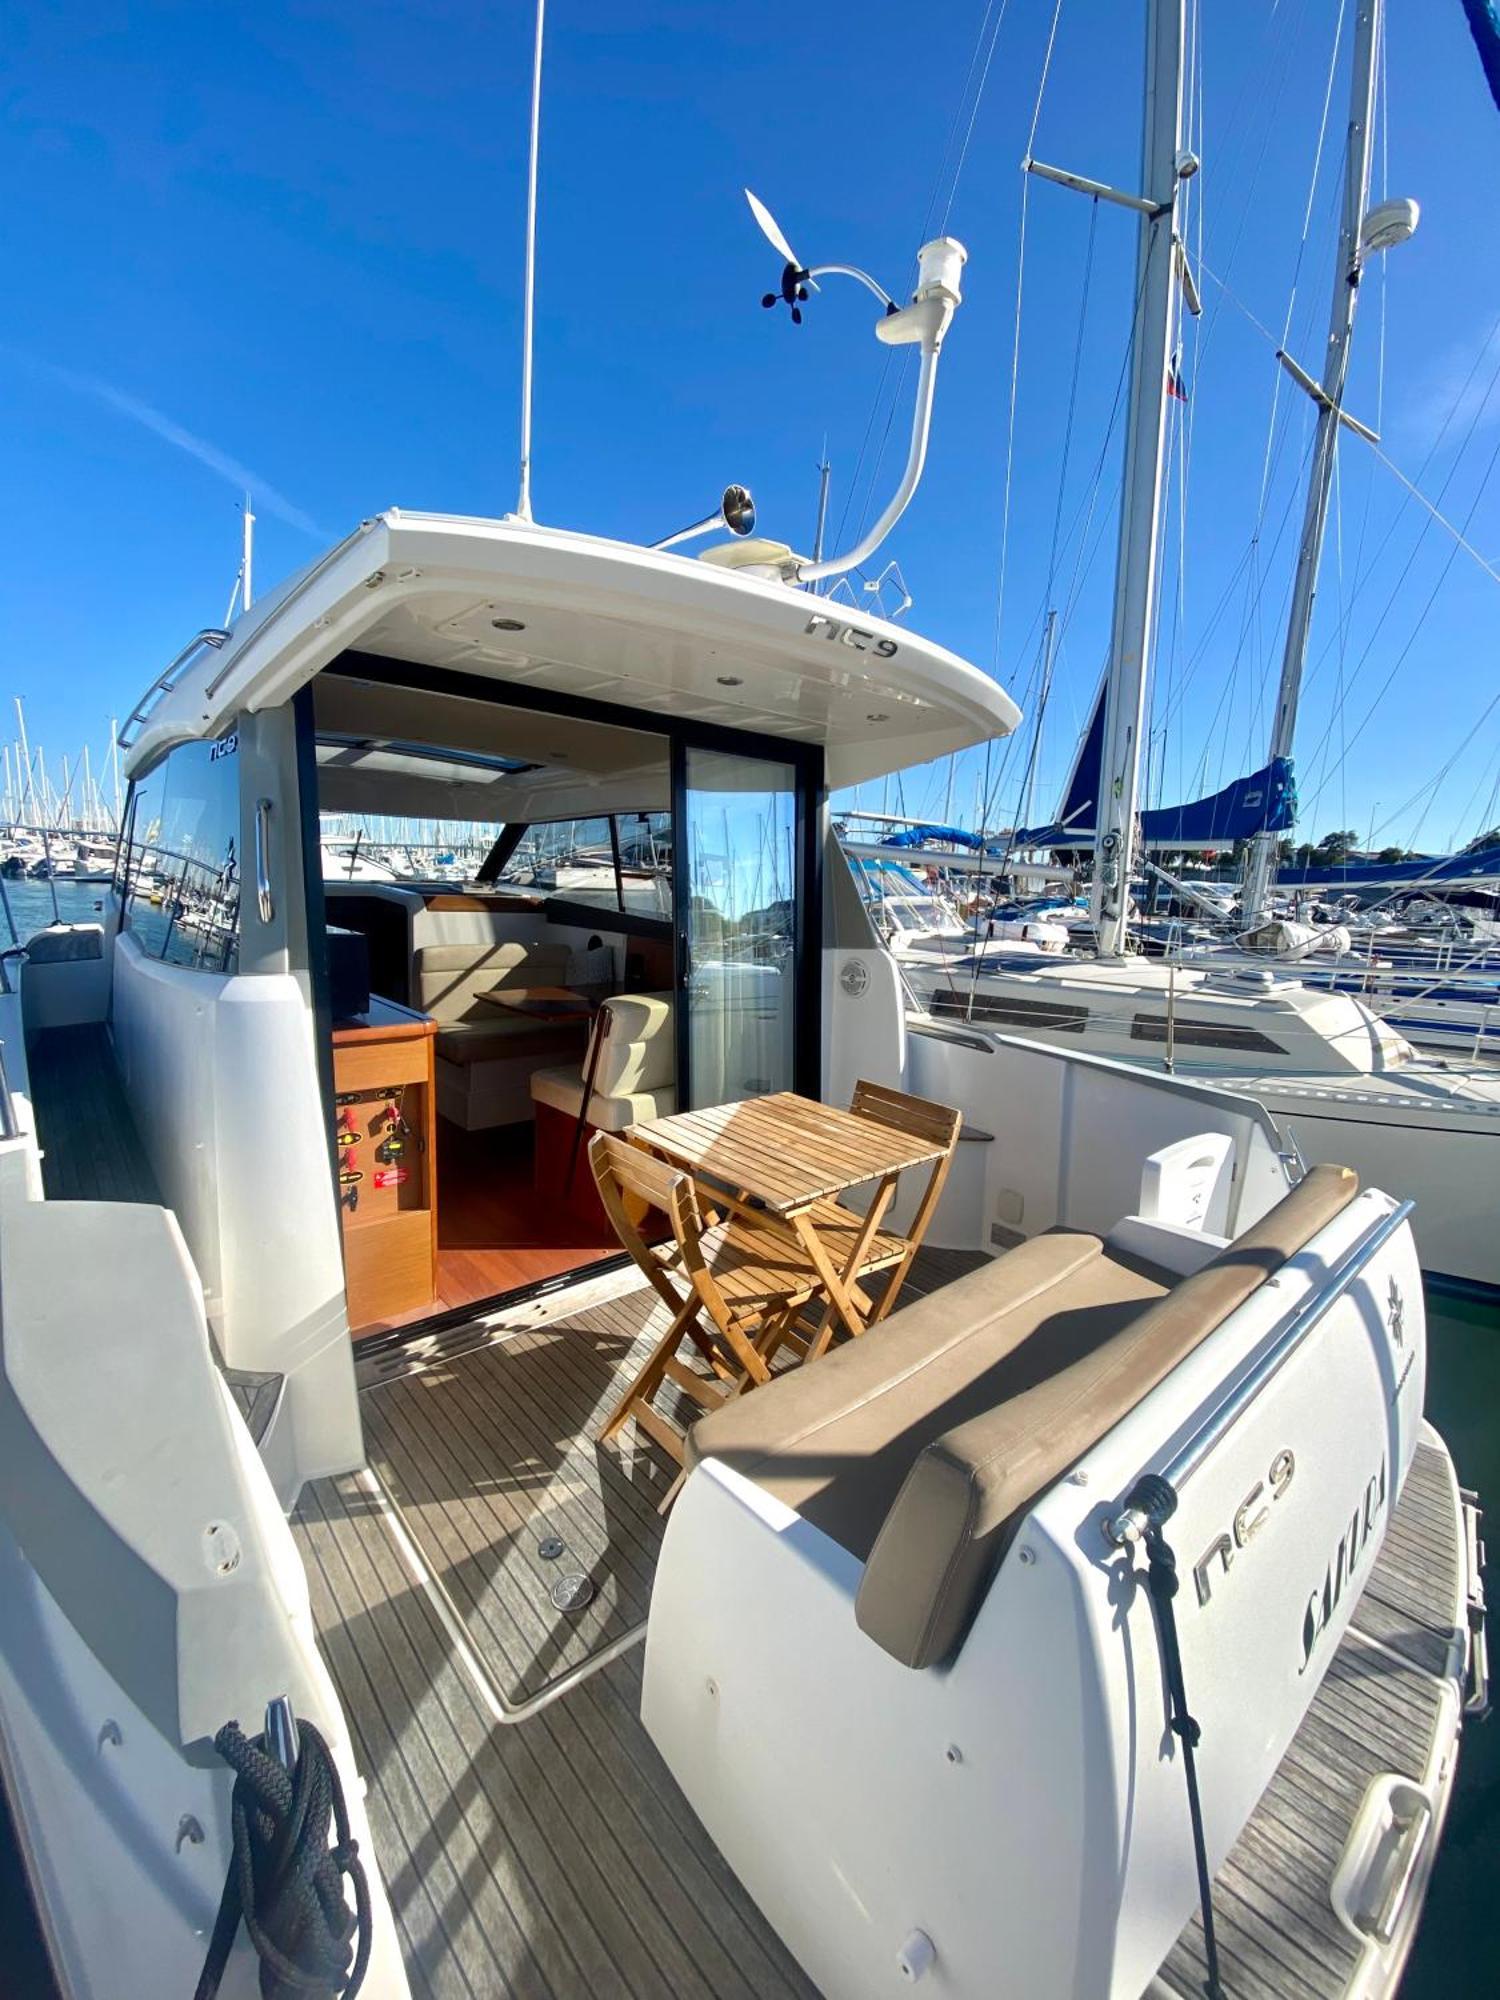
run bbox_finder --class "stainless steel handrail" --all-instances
[0,1040,20,1143]
[254,798,275,923]
[1104,1197,1416,1547]
[117,628,232,751]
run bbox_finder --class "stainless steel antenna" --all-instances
[514,0,546,521]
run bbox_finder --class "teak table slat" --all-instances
[628,1092,950,1352]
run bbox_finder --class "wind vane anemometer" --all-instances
[741,189,969,585]
[745,189,900,326]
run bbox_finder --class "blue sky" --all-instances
[3,0,1498,852]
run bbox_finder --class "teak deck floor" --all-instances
[293,1246,981,1998]
[27,1024,162,1204]
[1158,1436,1465,2000]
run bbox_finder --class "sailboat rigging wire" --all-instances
[920,0,1006,244]
[1198,266,1500,593]
[939,0,1012,235]
[1302,420,1500,807]
[833,0,1019,574]
[994,0,1066,674]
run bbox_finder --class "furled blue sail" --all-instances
[1462,0,1500,112]
[1011,682,1296,847]
[879,823,992,851]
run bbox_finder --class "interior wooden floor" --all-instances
[352,1120,621,1339]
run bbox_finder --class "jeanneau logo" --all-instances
[1388,1276,1405,1350]
[1300,1457,1387,1672]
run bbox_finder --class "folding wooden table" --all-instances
[628,1090,954,1356]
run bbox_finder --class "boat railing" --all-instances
[117,628,232,752]
[1105,1196,1415,1548]
[0,1032,20,1143]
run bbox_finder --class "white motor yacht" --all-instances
[0,504,1484,2000]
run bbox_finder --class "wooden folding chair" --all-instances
[845,1080,961,1327]
[590,1132,826,1487]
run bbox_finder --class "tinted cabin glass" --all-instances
[617,812,673,917]
[120,736,241,973]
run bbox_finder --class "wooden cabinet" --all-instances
[332,1003,439,1334]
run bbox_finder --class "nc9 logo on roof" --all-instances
[804,613,898,659]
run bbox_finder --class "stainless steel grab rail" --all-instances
[254,798,275,924]
[1105,1197,1416,1547]
[117,628,231,751]
[0,1040,20,1143]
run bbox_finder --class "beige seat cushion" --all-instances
[415,940,573,1024]
[590,992,674,1097]
[687,1229,1169,1558]
[857,1163,1359,1667]
[435,1017,586,1067]
[689,1163,1360,1672]
[527,992,676,1133]
[529,1063,677,1133]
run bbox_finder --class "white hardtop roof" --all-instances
[124,509,1019,788]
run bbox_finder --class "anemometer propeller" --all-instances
[742,189,968,585]
[745,189,899,325]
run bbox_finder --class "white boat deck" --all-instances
[287,1264,1467,1999]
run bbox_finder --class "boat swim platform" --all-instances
[288,1254,1470,2000]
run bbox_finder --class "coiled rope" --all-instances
[193,1717,371,2000]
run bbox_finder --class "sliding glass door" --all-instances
[677,746,803,1108]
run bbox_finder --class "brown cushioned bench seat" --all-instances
[687,1164,1359,1670]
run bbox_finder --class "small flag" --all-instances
[1167,356,1189,403]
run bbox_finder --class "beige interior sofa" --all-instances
[687,1163,1358,1669]
[416,940,589,1130]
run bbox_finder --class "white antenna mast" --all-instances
[514,0,546,522]
[224,494,256,623]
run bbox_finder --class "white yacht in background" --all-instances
[842,850,1070,963]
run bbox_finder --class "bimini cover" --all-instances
[1277,846,1500,890]
[1013,682,1296,848]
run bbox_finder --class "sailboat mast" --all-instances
[1089,0,1189,958]
[1242,0,1382,927]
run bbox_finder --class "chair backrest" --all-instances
[589,1129,700,1270]
[850,1079,961,1151]
[589,1130,746,1340]
[588,992,675,1097]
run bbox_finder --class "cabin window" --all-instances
[1128,1013,1287,1055]
[930,990,1090,1032]
[119,736,241,973]
[318,806,673,919]
[493,812,673,919]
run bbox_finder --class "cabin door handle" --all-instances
[255,797,275,924]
